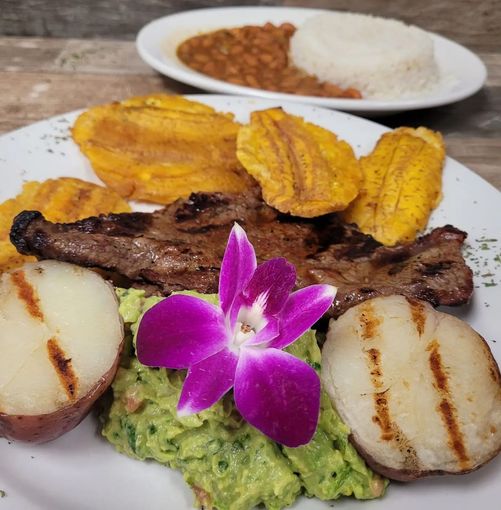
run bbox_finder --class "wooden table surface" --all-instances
[0,0,500,191]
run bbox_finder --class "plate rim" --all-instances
[135,6,488,113]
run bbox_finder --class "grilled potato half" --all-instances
[322,295,501,480]
[0,260,124,443]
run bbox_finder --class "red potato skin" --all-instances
[350,434,501,482]
[0,337,124,444]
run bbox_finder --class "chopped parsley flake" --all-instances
[462,238,500,292]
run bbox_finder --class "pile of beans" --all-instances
[176,23,362,99]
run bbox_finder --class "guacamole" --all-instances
[102,288,386,510]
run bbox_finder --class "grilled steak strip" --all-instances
[10,192,473,317]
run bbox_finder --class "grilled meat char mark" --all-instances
[10,192,473,317]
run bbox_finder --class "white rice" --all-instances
[289,12,440,100]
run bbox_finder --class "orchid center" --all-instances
[240,323,254,334]
[233,321,257,347]
[230,297,268,350]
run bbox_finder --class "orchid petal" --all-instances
[269,285,337,350]
[177,348,238,416]
[136,295,227,369]
[241,258,296,316]
[234,348,320,447]
[227,293,246,331]
[219,223,257,317]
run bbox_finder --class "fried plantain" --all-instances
[236,107,362,217]
[343,127,445,246]
[0,178,130,273]
[72,94,254,204]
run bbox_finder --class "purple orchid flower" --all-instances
[136,224,336,447]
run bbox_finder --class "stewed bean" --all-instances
[176,23,362,99]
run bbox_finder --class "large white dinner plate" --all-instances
[0,96,500,510]
[136,7,487,115]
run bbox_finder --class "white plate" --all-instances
[0,96,500,510]
[136,7,487,115]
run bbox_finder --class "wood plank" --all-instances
[0,37,153,75]
[385,87,501,139]
[1,0,499,51]
[444,138,501,191]
[484,54,501,87]
[0,71,198,133]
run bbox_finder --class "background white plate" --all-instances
[0,96,500,510]
[136,7,487,115]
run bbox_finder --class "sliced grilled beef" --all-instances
[10,192,473,317]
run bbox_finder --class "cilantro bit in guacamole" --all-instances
[102,289,387,510]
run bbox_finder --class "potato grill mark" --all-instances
[46,338,78,401]
[371,389,394,441]
[367,348,383,389]
[406,297,426,335]
[10,270,44,321]
[363,314,419,470]
[427,340,470,469]
[359,302,381,340]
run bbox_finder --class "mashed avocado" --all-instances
[102,288,387,510]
